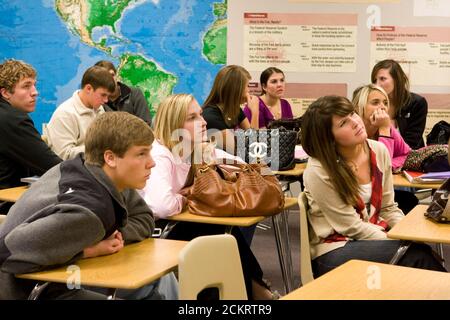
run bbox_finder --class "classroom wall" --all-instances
[227,0,450,137]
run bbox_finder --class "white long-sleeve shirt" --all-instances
[46,90,104,160]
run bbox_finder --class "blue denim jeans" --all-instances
[312,240,445,278]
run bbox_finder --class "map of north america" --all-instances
[0,0,227,131]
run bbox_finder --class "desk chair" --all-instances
[178,234,247,300]
[297,192,411,282]
[298,192,314,286]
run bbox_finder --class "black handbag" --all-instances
[426,120,450,145]
[235,128,297,171]
[267,116,302,144]
[425,178,450,223]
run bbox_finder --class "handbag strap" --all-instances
[443,188,450,220]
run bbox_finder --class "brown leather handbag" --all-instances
[181,163,285,217]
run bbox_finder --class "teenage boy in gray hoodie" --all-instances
[0,112,173,299]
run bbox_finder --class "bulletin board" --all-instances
[228,0,450,138]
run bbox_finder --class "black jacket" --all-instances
[104,82,152,126]
[396,92,428,150]
[0,98,61,189]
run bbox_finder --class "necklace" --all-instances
[270,108,281,119]
[348,160,358,172]
[346,143,370,173]
[262,95,281,119]
[267,103,281,119]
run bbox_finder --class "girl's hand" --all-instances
[370,108,390,129]
[370,108,391,136]
[247,94,259,112]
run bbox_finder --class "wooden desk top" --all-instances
[16,238,187,289]
[392,173,442,189]
[167,197,298,226]
[273,162,307,177]
[388,204,450,244]
[284,197,298,209]
[282,259,450,300]
[0,186,28,202]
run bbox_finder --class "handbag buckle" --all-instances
[199,166,210,174]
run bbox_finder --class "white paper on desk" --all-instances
[414,0,450,17]
[20,176,40,184]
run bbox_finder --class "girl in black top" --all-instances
[371,59,428,149]
[202,65,259,153]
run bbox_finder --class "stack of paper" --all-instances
[20,176,40,184]
[403,171,450,184]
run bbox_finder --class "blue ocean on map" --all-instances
[0,0,223,132]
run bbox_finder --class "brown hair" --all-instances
[202,65,251,127]
[0,59,36,94]
[94,60,117,74]
[85,112,154,166]
[371,59,411,117]
[81,66,116,93]
[301,96,360,205]
[260,67,284,95]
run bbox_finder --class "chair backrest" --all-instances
[298,192,314,285]
[0,214,6,225]
[178,234,247,300]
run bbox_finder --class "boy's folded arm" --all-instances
[2,206,105,274]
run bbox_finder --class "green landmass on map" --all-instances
[85,0,136,35]
[118,54,178,116]
[55,0,178,116]
[203,0,227,65]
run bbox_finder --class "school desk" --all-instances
[165,197,299,294]
[282,259,450,300]
[16,238,187,299]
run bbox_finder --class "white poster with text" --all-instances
[244,13,357,73]
[370,26,450,86]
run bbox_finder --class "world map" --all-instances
[0,0,227,132]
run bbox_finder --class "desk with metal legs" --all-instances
[388,204,450,265]
[16,238,187,299]
[282,259,450,300]
[164,197,298,294]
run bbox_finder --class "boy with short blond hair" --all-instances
[0,59,61,192]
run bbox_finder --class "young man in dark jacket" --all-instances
[94,60,152,126]
[0,59,61,190]
[0,112,173,299]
